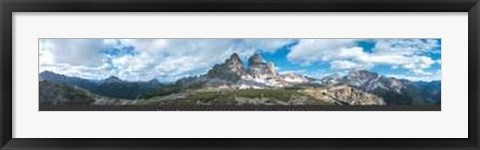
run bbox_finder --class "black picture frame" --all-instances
[1,0,479,149]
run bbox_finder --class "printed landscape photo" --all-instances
[39,39,441,111]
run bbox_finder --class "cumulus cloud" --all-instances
[39,38,440,82]
[287,39,358,64]
[385,69,441,81]
[39,39,293,81]
[39,39,107,67]
[39,39,115,80]
[372,39,440,56]
[113,39,293,81]
[40,63,114,80]
[287,39,441,77]
[330,60,369,70]
[239,39,295,52]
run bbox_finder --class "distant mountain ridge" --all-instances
[40,71,99,91]
[40,71,162,99]
[39,53,441,106]
[319,70,441,105]
[39,80,136,107]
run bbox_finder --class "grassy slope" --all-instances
[136,88,333,106]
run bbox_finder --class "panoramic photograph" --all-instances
[39,39,441,111]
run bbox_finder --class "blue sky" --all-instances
[39,39,441,82]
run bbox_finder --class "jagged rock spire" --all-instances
[248,53,264,67]
[225,53,243,68]
[247,53,278,77]
[204,53,285,84]
[206,53,247,81]
[228,53,242,62]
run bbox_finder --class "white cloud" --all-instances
[287,39,358,64]
[40,39,293,81]
[40,63,113,80]
[39,39,108,67]
[118,39,169,53]
[240,39,294,52]
[372,39,440,55]
[385,70,441,82]
[115,39,294,81]
[330,60,369,70]
[287,39,441,78]
[39,39,115,80]
[39,41,55,66]
[39,38,440,82]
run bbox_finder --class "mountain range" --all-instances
[40,71,161,99]
[39,53,441,107]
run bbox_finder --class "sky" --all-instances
[39,39,441,82]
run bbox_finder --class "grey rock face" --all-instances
[247,53,278,77]
[336,70,408,93]
[206,53,247,82]
[325,70,440,105]
[301,85,386,106]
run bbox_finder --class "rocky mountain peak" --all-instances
[338,70,410,94]
[147,78,160,84]
[206,53,247,81]
[248,53,264,66]
[347,70,379,79]
[227,53,241,63]
[40,71,65,81]
[266,62,278,76]
[104,76,123,83]
[225,53,244,69]
[40,70,56,76]
[247,53,278,77]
